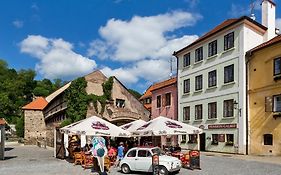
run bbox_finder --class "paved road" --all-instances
[1,144,281,175]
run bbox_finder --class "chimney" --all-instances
[262,0,276,41]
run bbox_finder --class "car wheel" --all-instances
[121,164,131,174]
[174,170,180,174]
[158,166,169,175]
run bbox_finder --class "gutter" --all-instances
[245,52,251,155]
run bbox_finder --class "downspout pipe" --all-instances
[245,51,252,155]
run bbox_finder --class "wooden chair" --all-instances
[104,156,111,172]
[82,153,94,169]
[73,152,83,165]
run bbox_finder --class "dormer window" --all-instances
[145,98,151,104]
[116,99,125,108]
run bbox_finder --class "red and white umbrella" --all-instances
[65,116,131,137]
[132,116,202,136]
[120,119,147,132]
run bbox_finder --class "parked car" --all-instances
[120,147,181,175]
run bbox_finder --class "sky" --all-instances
[1,0,281,93]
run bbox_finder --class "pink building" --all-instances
[150,77,178,146]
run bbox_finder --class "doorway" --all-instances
[199,133,206,151]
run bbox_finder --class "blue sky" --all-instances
[1,0,281,93]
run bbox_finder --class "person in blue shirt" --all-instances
[115,142,124,167]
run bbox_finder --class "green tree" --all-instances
[128,89,142,99]
[15,116,24,138]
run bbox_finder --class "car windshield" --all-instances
[151,148,165,156]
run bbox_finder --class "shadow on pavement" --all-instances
[5,147,14,151]
[4,156,17,160]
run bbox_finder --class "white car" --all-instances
[120,147,181,175]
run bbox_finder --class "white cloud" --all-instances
[20,35,96,80]
[12,20,24,28]
[88,11,201,62]
[276,18,281,31]
[101,59,172,85]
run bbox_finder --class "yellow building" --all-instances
[247,35,281,155]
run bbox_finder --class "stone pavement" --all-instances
[1,143,281,175]
[200,151,281,165]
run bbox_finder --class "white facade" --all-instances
[176,21,266,154]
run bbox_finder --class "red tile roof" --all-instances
[174,16,267,55]
[139,77,177,100]
[150,77,177,92]
[248,35,281,54]
[0,118,6,125]
[22,97,48,110]
[139,86,153,100]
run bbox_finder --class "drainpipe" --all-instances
[173,51,179,144]
[245,51,252,155]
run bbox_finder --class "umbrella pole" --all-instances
[197,133,200,151]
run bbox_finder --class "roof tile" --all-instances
[22,97,48,110]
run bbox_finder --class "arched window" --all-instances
[263,134,273,145]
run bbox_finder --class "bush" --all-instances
[15,116,24,138]
[60,118,73,127]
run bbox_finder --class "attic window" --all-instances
[116,99,125,108]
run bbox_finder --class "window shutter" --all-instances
[265,96,273,112]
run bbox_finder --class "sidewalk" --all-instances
[201,151,281,165]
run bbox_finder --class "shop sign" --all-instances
[208,124,237,129]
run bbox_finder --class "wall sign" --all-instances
[208,124,237,129]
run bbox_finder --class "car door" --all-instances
[135,149,153,172]
[125,149,137,170]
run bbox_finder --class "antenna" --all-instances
[250,0,256,20]
[169,57,175,78]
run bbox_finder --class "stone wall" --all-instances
[24,110,47,145]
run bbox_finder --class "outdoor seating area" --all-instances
[58,115,202,174]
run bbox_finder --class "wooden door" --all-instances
[55,128,65,159]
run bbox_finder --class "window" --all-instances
[138,150,151,157]
[226,134,234,146]
[212,134,219,145]
[116,99,125,108]
[274,58,281,76]
[181,135,187,143]
[224,64,234,83]
[183,79,190,94]
[156,95,161,108]
[208,40,217,57]
[273,95,281,112]
[224,32,234,50]
[127,150,136,157]
[208,102,217,119]
[183,53,191,67]
[195,104,203,120]
[188,134,197,144]
[195,47,203,62]
[183,106,190,121]
[224,99,234,117]
[145,98,151,104]
[208,70,217,87]
[264,134,273,145]
[165,93,171,106]
[195,75,203,91]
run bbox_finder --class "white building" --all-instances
[174,0,277,154]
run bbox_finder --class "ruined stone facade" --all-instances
[23,70,150,147]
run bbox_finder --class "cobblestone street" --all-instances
[1,144,281,175]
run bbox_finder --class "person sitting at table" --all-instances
[83,143,90,152]
[173,144,181,152]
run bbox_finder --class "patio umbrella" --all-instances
[132,116,202,136]
[67,116,131,137]
[120,119,147,132]
[60,119,86,134]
